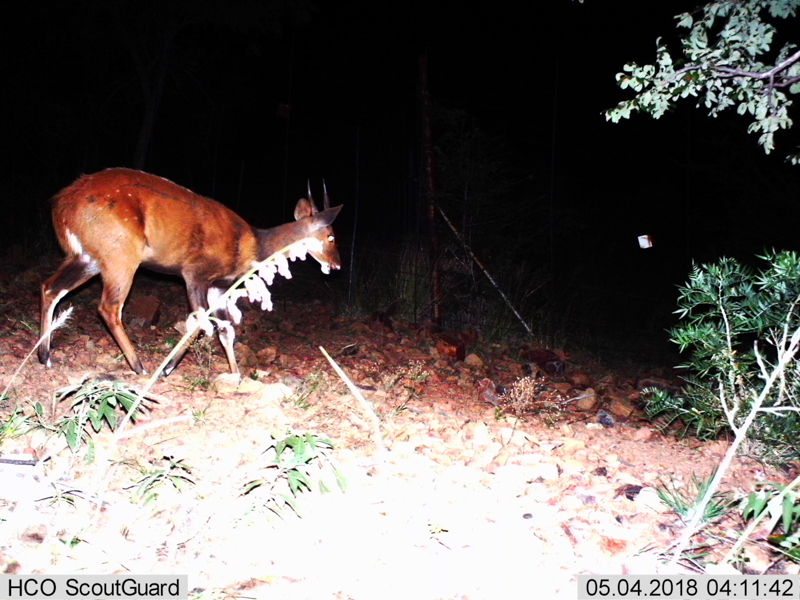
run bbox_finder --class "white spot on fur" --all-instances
[304,238,324,255]
[65,230,83,255]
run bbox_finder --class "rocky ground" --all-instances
[0,258,795,599]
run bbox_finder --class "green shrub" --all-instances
[647,250,800,464]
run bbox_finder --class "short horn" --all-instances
[323,179,330,210]
[306,179,319,214]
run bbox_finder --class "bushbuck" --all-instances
[38,168,342,376]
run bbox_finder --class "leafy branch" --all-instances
[605,0,800,162]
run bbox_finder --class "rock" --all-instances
[20,524,48,546]
[256,345,278,365]
[526,462,560,481]
[552,382,572,395]
[595,374,617,390]
[520,347,566,375]
[636,377,678,393]
[211,373,241,393]
[569,370,592,388]
[498,426,529,447]
[434,333,465,362]
[739,544,774,574]
[491,464,534,491]
[597,410,616,428]
[598,535,630,557]
[560,458,586,476]
[236,377,263,394]
[257,382,294,402]
[559,437,587,452]
[471,441,503,469]
[561,494,586,511]
[277,353,296,368]
[575,388,598,410]
[389,440,417,457]
[634,487,667,513]
[95,353,119,368]
[235,342,257,368]
[464,353,484,367]
[462,421,492,448]
[606,393,638,418]
[509,453,546,465]
[476,378,500,406]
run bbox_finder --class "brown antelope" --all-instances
[39,168,342,376]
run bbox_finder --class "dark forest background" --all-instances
[3,0,800,364]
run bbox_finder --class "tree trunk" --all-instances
[418,54,441,326]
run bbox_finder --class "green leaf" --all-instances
[676,12,694,28]
[287,470,312,495]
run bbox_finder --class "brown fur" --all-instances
[40,168,342,376]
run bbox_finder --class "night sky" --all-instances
[4,0,800,355]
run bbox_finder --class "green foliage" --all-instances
[649,250,800,462]
[129,456,195,505]
[0,407,30,445]
[742,482,800,561]
[607,0,800,162]
[48,377,152,453]
[242,432,346,520]
[657,470,738,524]
[292,371,324,409]
[643,386,722,437]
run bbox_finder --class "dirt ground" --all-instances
[0,259,795,600]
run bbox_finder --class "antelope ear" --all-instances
[294,198,313,220]
[313,205,343,228]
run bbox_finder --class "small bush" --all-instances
[647,250,800,464]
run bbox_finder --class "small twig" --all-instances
[0,458,38,466]
[319,346,385,470]
[435,204,535,336]
[714,48,800,84]
[561,392,596,405]
[757,406,800,415]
